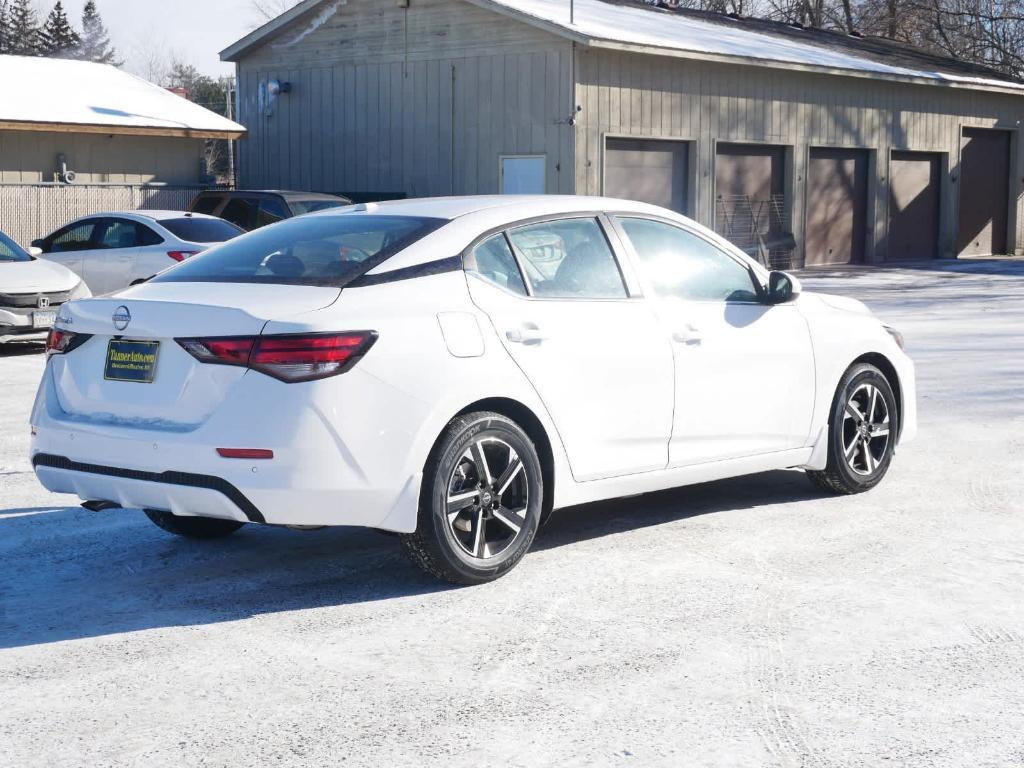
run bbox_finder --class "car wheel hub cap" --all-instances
[445,437,528,560]
[842,382,891,476]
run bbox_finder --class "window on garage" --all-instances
[604,138,689,214]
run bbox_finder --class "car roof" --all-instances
[198,189,348,201]
[69,210,226,223]
[309,195,675,221]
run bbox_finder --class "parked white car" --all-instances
[30,196,916,584]
[0,228,90,343]
[33,211,243,295]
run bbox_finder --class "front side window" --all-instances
[152,215,445,287]
[47,220,99,252]
[190,195,222,215]
[506,218,626,299]
[468,234,527,296]
[220,197,260,230]
[617,217,760,303]
[257,198,289,227]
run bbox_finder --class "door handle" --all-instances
[672,325,703,345]
[506,324,547,344]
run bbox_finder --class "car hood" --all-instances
[0,258,80,293]
[804,291,874,317]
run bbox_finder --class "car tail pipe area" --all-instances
[81,500,122,512]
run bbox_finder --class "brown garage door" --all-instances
[888,151,941,261]
[714,143,786,253]
[806,147,868,266]
[957,128,1010,256]
[604,138,688,213]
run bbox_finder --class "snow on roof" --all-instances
[482,0,1024,92]
[0,55,246,138]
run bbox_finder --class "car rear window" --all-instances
[289,199,348,215]
[159,217,244,243]
[152,215,445,287]
[190,195,222,215]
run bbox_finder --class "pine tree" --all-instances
[0,1,10,56]
[40,1,80,57]
[6,0,41,56]
[79,0,119,65]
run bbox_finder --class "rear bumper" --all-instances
[33,453,265,523]
[29,362,429,532]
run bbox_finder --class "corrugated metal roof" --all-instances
[0,55,246,138]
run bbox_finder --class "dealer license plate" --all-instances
[104,339,160,383]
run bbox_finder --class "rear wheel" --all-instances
[144,509,245,539]
[400,411,543,585]
[807,363,899,495]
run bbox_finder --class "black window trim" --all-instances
[607,212,770,306]
[460,211,642,303]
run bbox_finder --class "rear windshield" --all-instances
[289,199,348,215]
[159,217,244,243]
[152,215,445,287]
[0,231,30,262]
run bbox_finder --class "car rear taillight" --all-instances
[45,328,91,356]
[177,332,377,383]
[167,250,199,262]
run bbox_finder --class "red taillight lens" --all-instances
[167,250,199,262]
[177,332,377,383]
[46,328,91,355]
[217,448,274,459]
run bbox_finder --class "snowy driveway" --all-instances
[1,261,1023,767]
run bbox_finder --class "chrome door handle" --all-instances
[672,325,702,345]
[506,324,547,344]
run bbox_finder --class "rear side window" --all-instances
[289,199,347,215]
[468,234,527,296]
[506,218,626,299]
[152,215,446,287]
[190,195,222,215]
[159,217,243,243]
[220,197,260,230]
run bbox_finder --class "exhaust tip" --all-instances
[81,500,121,512]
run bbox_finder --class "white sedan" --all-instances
[33,210,243,295]
[30,196,916,583]
[1,228,90,343]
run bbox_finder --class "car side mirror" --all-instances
[28,246,43,257]
[766,270,801,304]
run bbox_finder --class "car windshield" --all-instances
[152,214,445,287]
[158,217,244,243]
[0,231,31,262]
[289,199,349,215]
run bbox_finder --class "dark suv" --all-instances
[188,190,352,231]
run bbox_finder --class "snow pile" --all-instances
[488,0,1024,91]
[0,55,245,134]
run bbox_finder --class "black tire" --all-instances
[807,363,899,495]
[144,509,245,539]
[400,411,543,585]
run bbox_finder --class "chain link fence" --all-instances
[0,184,213,248]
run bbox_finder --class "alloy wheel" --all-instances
[445,437,529,560]
[842,382,891,476]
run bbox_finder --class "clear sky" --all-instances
[56,0,280,79]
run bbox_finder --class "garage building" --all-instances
[222,0,1024,265]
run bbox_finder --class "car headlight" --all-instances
[69,280,91,300]
[884,325,905,350]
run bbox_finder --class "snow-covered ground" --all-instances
[1,261,1022,767]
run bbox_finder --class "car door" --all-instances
[84,218,141,295]
[37,219,101,282]
[129,221,170,282]
[465,215,674,481]
[611,216,815,467]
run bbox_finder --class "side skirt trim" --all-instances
[31,453,267,523]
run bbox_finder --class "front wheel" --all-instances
[400,411,543,585]
[807,363,899,495]
[144,509,245,539]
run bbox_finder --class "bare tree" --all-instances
[251,0,300,25]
